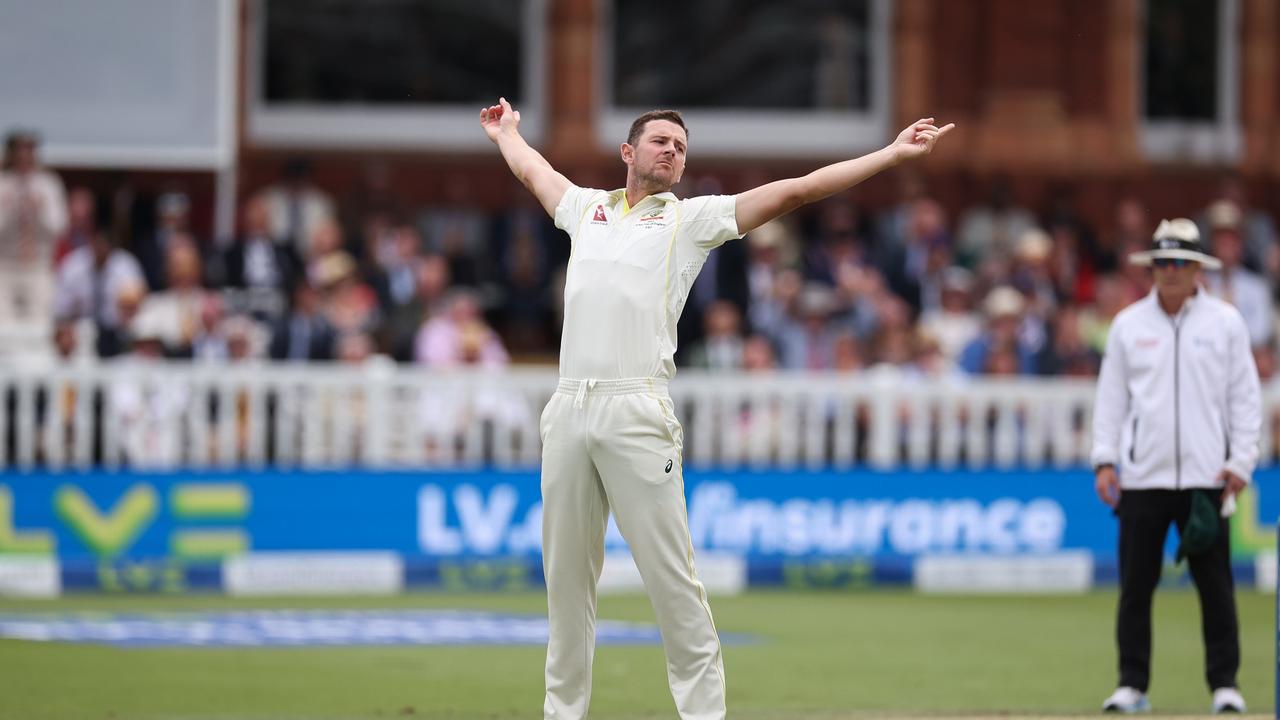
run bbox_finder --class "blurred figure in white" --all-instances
[918,266,981,368]
[0,129,67,342]
[136,236,208,357]
[54,230,145,357]
[256,157,336,257]
[111,305,189,468]
[1201,201,1273,349]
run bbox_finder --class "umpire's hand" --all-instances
[1094,465,1120,509]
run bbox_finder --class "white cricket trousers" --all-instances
[540,377,725,720]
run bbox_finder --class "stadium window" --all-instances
[1139,0,1240,162]
[598,0,892,157]
[246,0,548,150]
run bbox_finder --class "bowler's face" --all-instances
[629,119,687,189]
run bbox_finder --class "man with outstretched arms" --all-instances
[481,97,952,720]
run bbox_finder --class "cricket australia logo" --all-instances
[591,205,609,224]
[639,207,666,224]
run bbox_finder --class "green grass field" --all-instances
[0,589,1273,719]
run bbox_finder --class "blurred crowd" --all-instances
[3,129,1278,384]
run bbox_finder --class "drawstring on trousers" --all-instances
[572,378,597,409]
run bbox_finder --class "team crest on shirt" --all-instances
[639,207,666,224]
[591,205,609,224]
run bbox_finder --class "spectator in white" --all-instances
[111,304,189,469]
[212,196,300,321]
[918,266,981,367]
[1201,201,1274,349]
[414,289,509,368]
[135,237,207,357]
[0,129,68,332]
[955,176,1036,269]
[56,187,96,266]
[686,300,745,370]
[1196,172,1278,277]
[956,286,1040,375]
[256,157,336,257]
[54,230,145,356]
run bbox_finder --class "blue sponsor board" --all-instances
[2,468,1276,590]
[0,610,706,647]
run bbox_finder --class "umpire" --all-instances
[1091,218,1261,714]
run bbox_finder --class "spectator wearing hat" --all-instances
[0,129,67,335]
[1201,200,1273,349]
[1196,173,1279,277]
[918,266,981,367]
[1093,218,1259,714]
[776,283,841,370]
[315,251,379,337]
[956,285,1040,376]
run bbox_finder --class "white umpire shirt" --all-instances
[554,186,743,381]
[1090,288,1262,490]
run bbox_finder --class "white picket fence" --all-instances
[2,359,1278,471]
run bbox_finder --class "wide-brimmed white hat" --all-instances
[1128,218,1222,270]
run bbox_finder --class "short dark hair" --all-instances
[627,110,688,146]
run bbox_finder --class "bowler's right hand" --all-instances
[480,97,520,143]
[1094,465,1120,508]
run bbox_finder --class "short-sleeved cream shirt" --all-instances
[553,186,743,380]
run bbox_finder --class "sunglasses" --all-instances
[1152,258,1193,269]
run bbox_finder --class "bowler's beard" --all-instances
[635,162,676,193]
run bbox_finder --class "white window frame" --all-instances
[246,0,548,151]
[596,0,893,159]
[1138,0,1240,163]
[20,0,238,171]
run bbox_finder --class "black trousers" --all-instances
[1115,489,1239,692]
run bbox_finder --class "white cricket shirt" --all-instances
[553,186,743,380]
